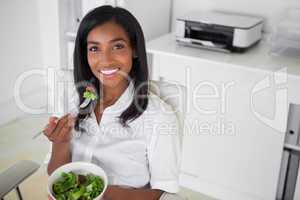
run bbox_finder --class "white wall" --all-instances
[0,0,60,125]
[37,0,60,68]
[0,0,42,103]
[172,0,300,33]
[124,0,172,41]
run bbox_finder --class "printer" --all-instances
[175,11,264,52]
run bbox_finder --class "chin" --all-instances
[99,78,126,89]
[101,82,119,88]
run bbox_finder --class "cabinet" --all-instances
[147,33,300,200]
[57,0,172,70]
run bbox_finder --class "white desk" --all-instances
[147,33,300,200]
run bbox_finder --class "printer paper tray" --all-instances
[176,38,231,53]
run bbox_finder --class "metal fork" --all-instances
[32,98,92,139]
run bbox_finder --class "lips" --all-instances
[99,68,120,76]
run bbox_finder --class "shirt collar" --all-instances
[102,81,134,115]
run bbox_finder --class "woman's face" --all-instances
[87,21,134,89]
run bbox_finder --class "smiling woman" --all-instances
[73,5,149,129]
[44,5,182,200]
[86,21,134,90]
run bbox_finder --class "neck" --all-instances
[100,80,129,105]
[94,80,130,123]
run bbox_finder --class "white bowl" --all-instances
[48,162,108,200]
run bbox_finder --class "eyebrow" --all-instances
[87,38,127,45]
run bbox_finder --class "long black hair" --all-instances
[73,5,149,131]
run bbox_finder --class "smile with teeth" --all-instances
[99,68,120,76]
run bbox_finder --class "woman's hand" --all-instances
[45,114,75,175]
[43,114,75,143]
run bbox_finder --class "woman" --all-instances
[44,5,181,200]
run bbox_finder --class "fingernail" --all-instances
[70,112,77,118]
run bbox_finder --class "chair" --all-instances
[0,160,40,200]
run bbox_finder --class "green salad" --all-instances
[83,90,97,101]
[52,172,105,200]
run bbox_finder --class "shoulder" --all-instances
[147,92,172,111]
[144,92,178,124]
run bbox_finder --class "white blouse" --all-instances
[68,82,180,193]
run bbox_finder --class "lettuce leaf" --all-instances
[52,172,104,200]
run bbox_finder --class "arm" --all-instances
[147,106,181,194]
[104,186,163,200]
[48,186,163,200]
[47,142,71,175]
[44,114,75,175]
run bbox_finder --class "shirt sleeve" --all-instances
[147,104,181,193]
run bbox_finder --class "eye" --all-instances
[88,46,98,52]
[112,43,125,50]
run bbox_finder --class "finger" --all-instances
[44,115,66,138]
[58,125,73,142]
[64,115,75,133]
[86,86,95,92]
[44,118,59,137]
[52,114,70,133]
[49,121,73,142]
[59,115,75,134]
[50,114,73,139]
[59,116,76,140]
[66,115,76,128]
[44,123,57,137]
[48,116,58,123]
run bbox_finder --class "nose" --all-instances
[97,49,114,67]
